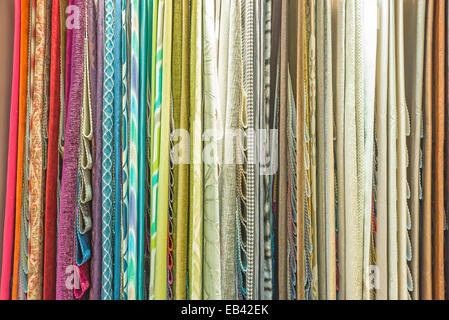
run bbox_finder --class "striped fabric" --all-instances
[102,0,115,300]
[149,0,163,300]
[155,0,172,300]
[127,0,139,300]
[137,0,149,301]
[113,0,122,301]
[120,0,129,300]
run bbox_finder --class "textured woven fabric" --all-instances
[173,0,190,300]
[236,0,247,300]
[308,0,319,300]
[375,0,389,300]
[332,0,346,300]
[278,0,288,300]
[304,0,315,300]
[361,0,377,301]
[102,0,115,300]
[353,0,366,300]
[170,0,181,300]
[188,0,203,300]
[295,0,306,301]
[241,0,256,301]
[387,0,399,299]
[113,0,122,301]
[220,0,241,300]
[261,0,273,301]
[316,0,336,300]
[168,0,180,301]
[286,69,297,300]
[28,0,47,299]
[218,0,234,300]
[18,1,35,299]
[56,0,85,300]
[73,27,93,299]
[337,0,365,300]
[404,0,425,301]
[395,0,411,300]
[202,0,222,300]
[254,0,264,299]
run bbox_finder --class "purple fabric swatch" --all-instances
[56,0,85,300]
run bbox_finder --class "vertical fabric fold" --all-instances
[202,0,222,300]
[56,0,85,301]
[174,0,190,300]
[91,0,104,300]
[11,0,30,301]
[404,0,425,301]
[155,0,172,301]
[43,0,60,300]
[127,0,139,300]
[28,0,47,300]
[113,0,123,301]
[433,0,445,300]
[422,0,434,300]
[188,0,203,300]
[0,0,21,301]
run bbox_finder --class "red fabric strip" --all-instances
[43,0,61,300]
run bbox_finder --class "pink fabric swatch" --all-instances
[0,0,21,300]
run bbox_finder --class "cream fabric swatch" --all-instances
[404,0,425,301]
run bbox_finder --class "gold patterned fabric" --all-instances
[28,0,47,300]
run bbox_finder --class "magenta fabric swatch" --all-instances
[0,0,21,300]
[74,262,90,299]
[55,0,85,300]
